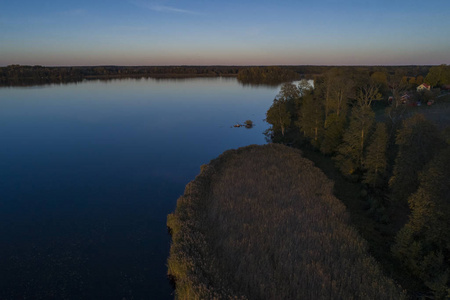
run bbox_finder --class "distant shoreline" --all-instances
[0,74,239,87]
[0,65,243,87]
[85,73,238,79]
[1,65,431,87]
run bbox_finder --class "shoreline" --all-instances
[0,74,239,88]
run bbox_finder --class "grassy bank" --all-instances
[167,144,405,299]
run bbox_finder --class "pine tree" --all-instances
[316,70,352,155]
[392,147,450,298]
[320,113,346,155]
[265,83,301,138]
[334,105,375,176]
[323,70,352,125]
[389,114,444,204]
[297,90,324,148]
[363,122,388,188]
[265,98,291,137]
[279,82,301,115]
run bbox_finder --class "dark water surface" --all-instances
[0,78,278,299]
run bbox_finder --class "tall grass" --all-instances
[168,144,404,299]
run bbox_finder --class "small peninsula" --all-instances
[167,144,404,299]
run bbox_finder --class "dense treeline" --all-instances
[0,65,242,86]
[392,146,450,298]
[288,65,433,81]
[424,64,450,87]
[236,66,300,85]
[265,67,450,298]
[1,64,439,87]
[167,144,405,299]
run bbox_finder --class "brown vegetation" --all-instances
[167,144,404,299]
[264,68,450,297]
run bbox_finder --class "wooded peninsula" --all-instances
[168,64,450,299]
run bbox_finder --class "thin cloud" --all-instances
[129,0,201,15]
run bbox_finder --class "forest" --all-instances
[0,65,242,86]
[167,144,405,299]
[264,64,450,298]
[0,64,434,87]
[236,66,300,85]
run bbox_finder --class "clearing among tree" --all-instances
[167,144,404,299]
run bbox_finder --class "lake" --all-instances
[0,77,279,299]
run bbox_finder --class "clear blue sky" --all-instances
[1,0,449,66]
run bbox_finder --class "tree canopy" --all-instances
[389,114,445,204]
[425,64,450,87]
[364,122,388,188]
[393,146,450,298]
[237,66,300,85]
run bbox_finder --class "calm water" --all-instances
[0,77,278,299]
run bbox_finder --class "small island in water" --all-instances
[167,144,404,299]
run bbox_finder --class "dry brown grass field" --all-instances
[167,144,405,299]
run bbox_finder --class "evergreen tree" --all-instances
[265,98,291,137]
[334,105,375,176]
[297,89,324,148]
[316,70,352,155]
[323,70,353,123]
[363,122,388,188]
[334,83,379,176]
[278,82,301,119]
[320,113,346,155]
[392,147,450,298]
[331,75,353,118]
[389,114,444,204]
[385,71,408,141]
[265,83,301,138]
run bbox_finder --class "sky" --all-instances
[0,0,449,66]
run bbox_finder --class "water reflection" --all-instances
[0,77,278,299]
